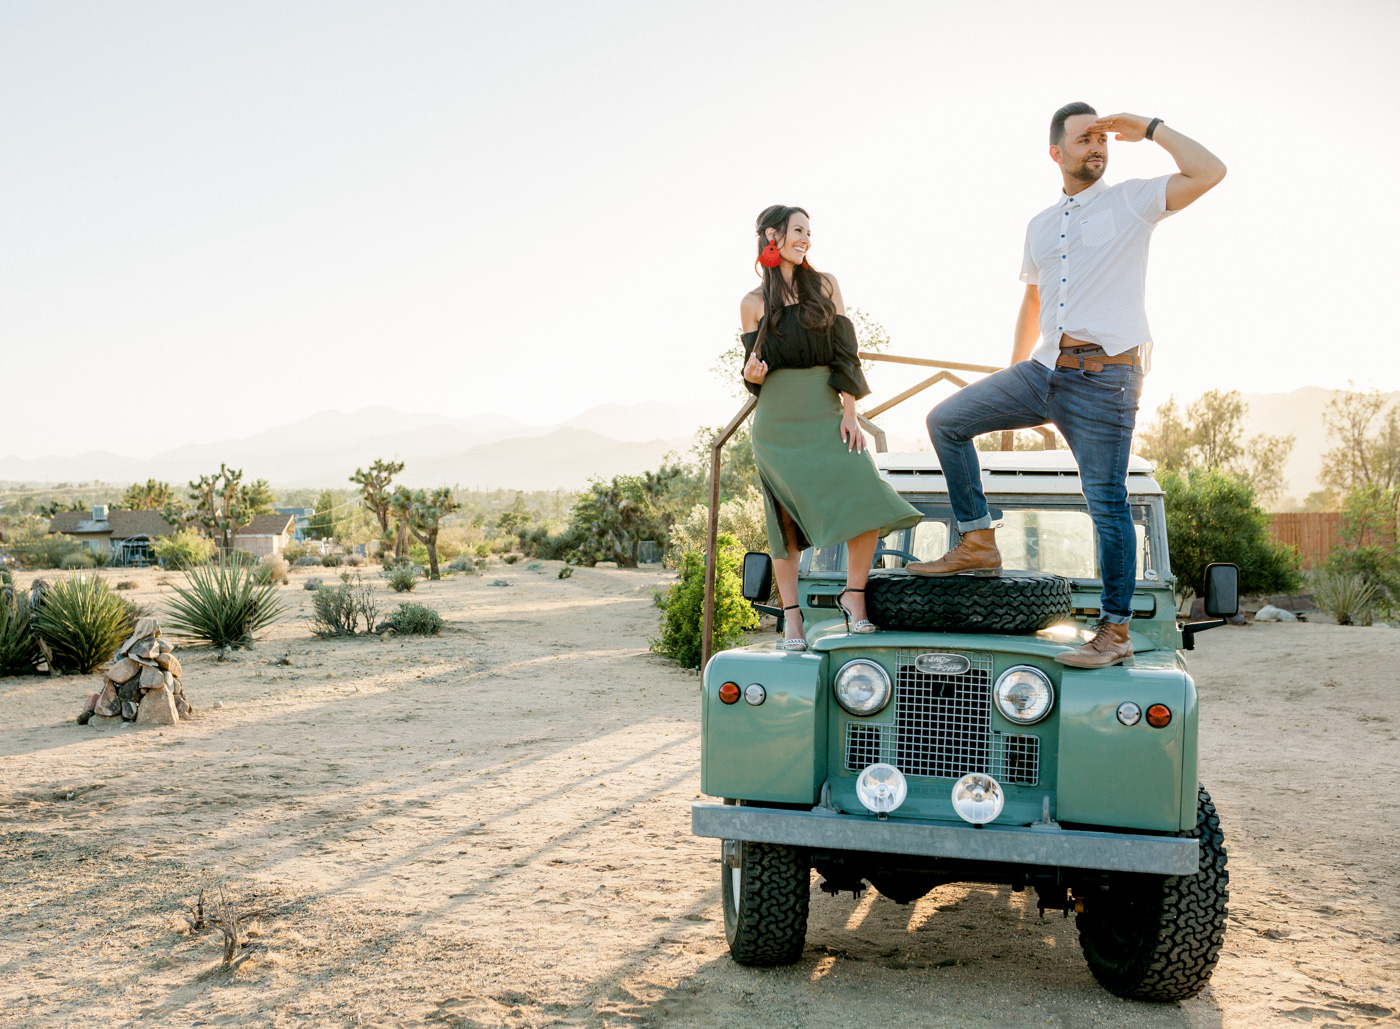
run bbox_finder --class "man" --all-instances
[907,103,1226,667]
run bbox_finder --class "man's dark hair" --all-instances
[1050,102,1097,146]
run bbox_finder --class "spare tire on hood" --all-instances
[864,569,1072,634]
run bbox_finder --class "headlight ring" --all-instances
[834,659,892,717]
[993,665,1055,725]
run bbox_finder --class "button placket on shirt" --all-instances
[1056,202,1073,334]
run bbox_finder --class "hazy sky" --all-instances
[3,1,1397,459]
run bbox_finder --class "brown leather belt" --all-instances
[1056,335,1141,372]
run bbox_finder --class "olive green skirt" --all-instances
[752,366,922,560]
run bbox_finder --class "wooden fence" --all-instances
[1269,512,1343,569]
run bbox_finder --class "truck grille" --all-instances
[844,650,1040,786]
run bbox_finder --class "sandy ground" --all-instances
[1,562,1397,1029]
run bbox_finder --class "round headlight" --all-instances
[834,659,892,717]
[993,665,1054,725]
[951,773,1004,825]
[855,763,907,815]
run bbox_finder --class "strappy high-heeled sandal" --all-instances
[781,605,808,651]
[836,587,878,634]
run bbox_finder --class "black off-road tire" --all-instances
[1076,785,1230,1002]
[721,839,810,966]
[865,570,1072,633]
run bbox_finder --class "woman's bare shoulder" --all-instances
[739,288,764,330]
[818,271,845,314]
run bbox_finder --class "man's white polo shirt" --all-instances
[1020,174,1175,371]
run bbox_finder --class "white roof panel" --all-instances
[874,450,1163,496]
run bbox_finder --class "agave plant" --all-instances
[382,563,420,592]
[31,575,130,674]
[1310,570,1379,626]
[0,589,39,676]
[164,561,286,648]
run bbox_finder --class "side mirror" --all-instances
[1202,563,1239,619]
[741,552,773,602]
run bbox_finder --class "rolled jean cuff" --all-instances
[956,515,993,532]
[1100,612,1132,625]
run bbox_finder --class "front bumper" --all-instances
[691,803,1198,876]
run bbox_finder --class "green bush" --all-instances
[1309,569,1379,626]
[519,524,581,561]
[320,553,344,567]
[386,602,443,635]
[446,556,477,574]
[503,554,520,565]
[154,529,215,570]
[0,590,38,676]
[309,573,379,637]
[1160,469,1302,600]
[650,533,759,670]
[60,551,96,570]
[1320,545,1399,620]
[164,561,286,648]
[557,565,574,579]
[383,564,420,592]
[18,534,89,570]
[32,575,130,674]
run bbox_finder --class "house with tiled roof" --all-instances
[49,506,177,564]
[233,513,296,557]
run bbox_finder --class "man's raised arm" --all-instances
[1011,284,1041,364]
[1085,113,1227,211]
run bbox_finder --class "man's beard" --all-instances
[1068,156,1106,183]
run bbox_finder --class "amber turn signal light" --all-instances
[719,682,741,705]
[1146,704,1172,728]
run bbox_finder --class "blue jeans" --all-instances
[925,359,1143,624]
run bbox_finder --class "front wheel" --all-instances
[1076,784,1230,1001]
[721,839,810,966]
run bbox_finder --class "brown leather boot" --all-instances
[906,528,1002,576]
[1055,620,1133,668]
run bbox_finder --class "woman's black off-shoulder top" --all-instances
[739,308,870,399]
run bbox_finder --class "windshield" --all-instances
[804,500,1159,582]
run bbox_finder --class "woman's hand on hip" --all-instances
[743,353,768,384]
[840,412,868,454]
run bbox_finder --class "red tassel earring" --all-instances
[758,238,782,268]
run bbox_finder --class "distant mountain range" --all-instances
[1,389,1392,499]
[0,402,704,491]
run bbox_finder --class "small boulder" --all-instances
[94,682,121,717]
[174,695,193,719]
[139,665,164,688]
[1254,604,1298,622]
[106,657,142,684]
[117,618,161,655]
[121,699,139,721]
[158,640,173,654]
[156,653,182,677]
[137,688,178,726]
[90,714,122,729]
[117,677,143,703]
[131,639,161,660]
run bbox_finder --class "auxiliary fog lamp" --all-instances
[855,762,908,816]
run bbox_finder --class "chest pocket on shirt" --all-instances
[1079,210,1117,247]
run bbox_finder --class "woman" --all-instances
[740,205,921,650]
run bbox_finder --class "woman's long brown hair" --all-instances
[751,205,837,361]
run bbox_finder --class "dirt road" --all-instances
[1,564,1397,1028]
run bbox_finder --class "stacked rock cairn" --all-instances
[80,616,193,726]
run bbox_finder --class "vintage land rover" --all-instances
[692,449,1236,1002]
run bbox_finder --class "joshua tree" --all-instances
[189,465,248,555]
[119,479,174,511]
[391,486,461,579]
[351,459,405,549]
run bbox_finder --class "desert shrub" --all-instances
[1,569,10,585]
[282,541,311,563]
[385,602,443,636]
[309,574,379,637]
[1160,469,1302,601]
[253,554,291,586]
[304,577,323,591]
[1309,570,1380,626]
[154,529,215,570]
[650,532,758,670]
[345,553,366,567]
[473,542,489,557]
[408,543,430,566]
[32,575,130,674]
[295,555,320,566]
[91,548,113,568]
[60,551,96,570]
[320,553,343,567]
[558,565,574,579]
[447,556,477,574]
[666,486,768,568]
[383,564,420,592]
[1320,545,1400,620]
[18,534,89,570]
[164,561,286,648]
[503,554,520,565]
[519,524,582,561]
[0,590,38,676]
